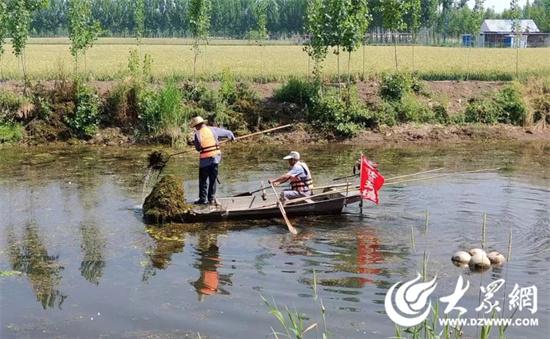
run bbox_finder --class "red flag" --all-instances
[359,155,385,204]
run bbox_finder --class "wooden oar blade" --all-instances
[278,202,298,234]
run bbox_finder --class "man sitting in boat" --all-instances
[269,151,313,203]
[190,116,235,205]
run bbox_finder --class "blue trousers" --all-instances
[199,163,219,203]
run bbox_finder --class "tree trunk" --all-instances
[515,45,519,78]
[347,51,351,85]
[394,34,398,71]
[362,43,365,80]
[193,46,198,85]
[337,45,340,85]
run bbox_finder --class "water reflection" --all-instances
[142,225,187,281]
[192,231,232,300]
[6,223,67,309]
[79,223,106,285]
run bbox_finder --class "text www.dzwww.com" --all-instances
[439,318,539,327]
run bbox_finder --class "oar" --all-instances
[269,182,298,235]
[148,124,293,170]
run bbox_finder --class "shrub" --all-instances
[275,78,319,108]
[309,88,376,138]
[138,87,161,133]
[433,104,449,124]
[395,94,436,123]
[493,84,526,125]
[379,73,412,101]
[219,69,237,105]
[464,85,526,125]
[0,90,28,123]
[464,98,500,124]
[157,80,187,130]
[0,123,24,143]
[106,79,141,128]
[137,81,188,142]
[64,83,102,138]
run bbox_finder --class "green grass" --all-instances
[0,39,549,81]
[0,123,24,143]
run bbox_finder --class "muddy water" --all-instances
[0,142,548,338]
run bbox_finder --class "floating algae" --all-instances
[143,175,192,223]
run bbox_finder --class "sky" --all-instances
[468,0,528,13]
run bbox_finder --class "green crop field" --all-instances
[1,38,549,81]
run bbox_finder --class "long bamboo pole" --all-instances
[163,124,293,160]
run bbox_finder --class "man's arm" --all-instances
[211,127,236,141]
[270,166,300,185]
[270,174,292,185]
[193,133,201,152]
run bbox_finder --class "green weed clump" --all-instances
[465,84,526,125]
[143,175,191,223]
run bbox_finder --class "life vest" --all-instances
[290,161,313,192]
[198,126,221,159]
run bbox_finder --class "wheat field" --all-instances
[0,38,549,80]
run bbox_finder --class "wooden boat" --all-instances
[152,186,362,223]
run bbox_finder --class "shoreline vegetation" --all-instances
[0,73,549,147]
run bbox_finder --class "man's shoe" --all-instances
[194,200,207,205]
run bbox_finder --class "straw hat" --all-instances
[189,116,206,128]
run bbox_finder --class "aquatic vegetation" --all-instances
[262,271,328,339]
[142,175,192,223]
[0,270,22,277]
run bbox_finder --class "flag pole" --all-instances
[359,153,364,215]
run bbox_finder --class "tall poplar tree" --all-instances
[68,0,101,76]
[510,0,521,77]
[381,0,406,70]
[188,0,211,84]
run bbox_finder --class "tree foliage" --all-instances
[189,0,211,42]
[0,1,8,56]
[68,0,101,60]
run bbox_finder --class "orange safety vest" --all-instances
[198,126,221,159]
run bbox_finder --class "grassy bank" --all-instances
[0,39,549,81]
[1,69,548,146]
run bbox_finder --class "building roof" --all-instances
[480,20,540,33]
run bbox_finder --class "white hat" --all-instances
[189,116,206,128]
[283,151,300,160]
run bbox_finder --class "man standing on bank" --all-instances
[190,116,235,205]
[269,151,313,203]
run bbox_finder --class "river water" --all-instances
[0,142,548,338]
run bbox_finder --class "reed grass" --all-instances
[262,270,328,339]
[481,213,487,249]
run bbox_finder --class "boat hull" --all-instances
[143,191,362,224]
